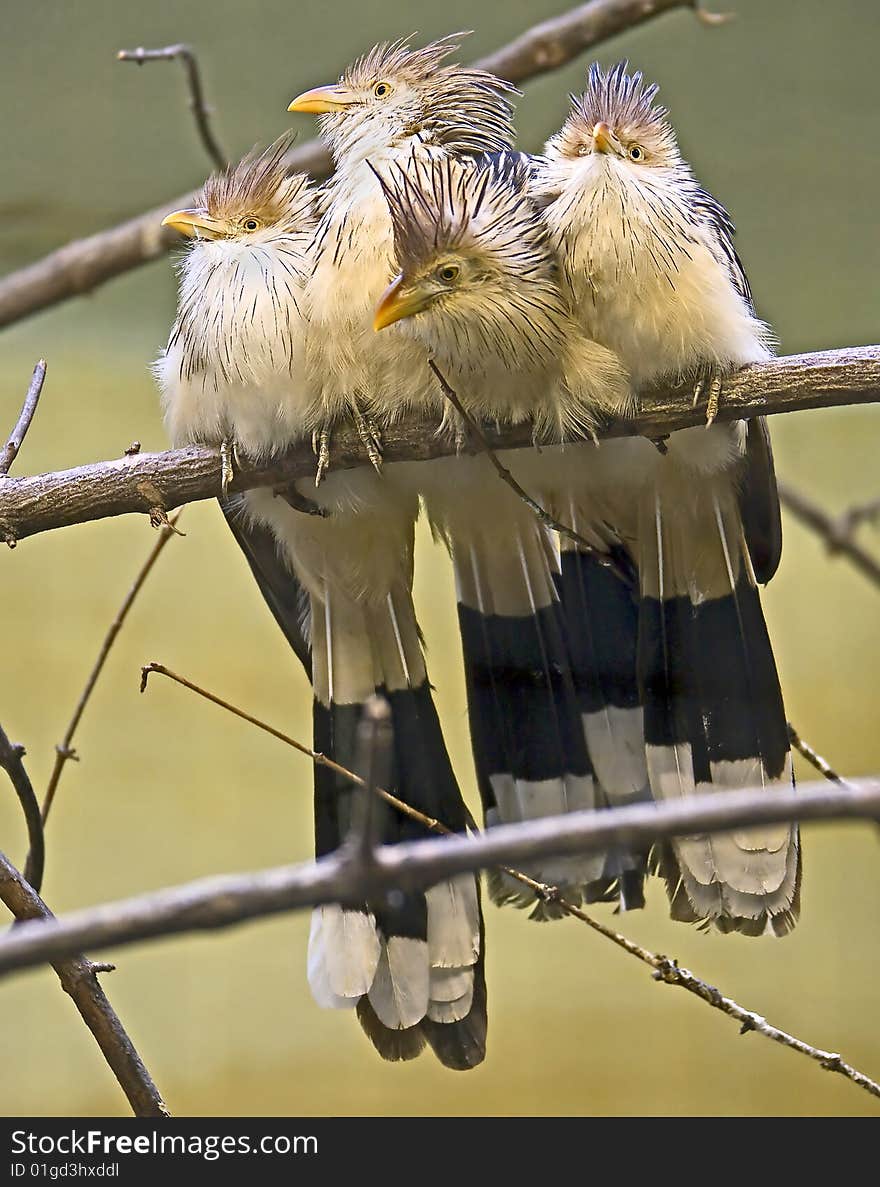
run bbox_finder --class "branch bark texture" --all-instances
[0,347,876,545]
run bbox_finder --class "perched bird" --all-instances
[156,139,317,669]
[275,34,522,1067]
[155,138,481,1070]
[531,62,798,935]
[371,151,642,913]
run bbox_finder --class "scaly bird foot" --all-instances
[352,405,383,474]
[692,370,724,428]
[219,438,238,496]
[278,484,328,517]
[312,427,331,487]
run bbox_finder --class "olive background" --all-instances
[1,0,878,1116]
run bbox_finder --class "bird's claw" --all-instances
[312,427,331,487]
[277,484,328,517]
[692,371,724,427]
[220,438,238,496]
[352,405,383,474]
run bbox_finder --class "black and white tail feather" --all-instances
[307,580,487,1067]
[637,445,799,936]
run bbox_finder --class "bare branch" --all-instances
[778,480,880,589]
[0,851,169,1116]
[0,0,705,330]
[0,724,44,892]
[117,44,226,171]
[788,723,847,786]
[41,514,182,826]
[1,770,877,983]
[349,695,394,863]
[0,346,877,547]
[839,495,880,534]
[9,661,877,1102]
[0,360,47,477]
[428,359,630,583]
[0,777,878,1094]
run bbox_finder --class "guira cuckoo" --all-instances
[531,63,798,936]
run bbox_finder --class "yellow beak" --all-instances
[592,122,615,154]
[373,275,431,332]
[287,84,358,114]
[161,208,229,239]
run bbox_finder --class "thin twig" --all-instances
[778,480,880,589]
[839,495,880,534]
[428,358,630,584]
[1,770,879,1099]
[0,360,47,477]
[117,45,226,171]
[788,723,847,786]
[1,346,877,547]
[350,695,393,863]
[41,512,182,826]
[0,850,169,1116]
[0,0,708,330]
[134,663,880,1102]
[0,724,44,892]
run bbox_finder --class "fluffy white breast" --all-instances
[537,158,773,386]
[157,236,310,455]
[302,150,447,426]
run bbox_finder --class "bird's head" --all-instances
[287,34,517,167]
[162,137,315,248]
[543,62,683,183]
[372,154,564,364]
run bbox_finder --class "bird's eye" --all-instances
[628,145,644,162]
[437,263,460,284]
[243,218,261,232]
[373,81,393,99]
[577,143,590,157]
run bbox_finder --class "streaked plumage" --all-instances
[533,62,799,936]
[284,35,521,1067]
[374,151,637,912]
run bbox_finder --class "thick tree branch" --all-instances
[0,851,169,1116]
[0,0,705,330]
[0,346,876,546]
[0,776,877,980]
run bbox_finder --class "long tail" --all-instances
[557,537,650,911]
[637,434,799,936]
[427,464,603,919]
[308,578,487,1068]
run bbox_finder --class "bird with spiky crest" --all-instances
[372,150,643,915]
[155,138,318,666]
[531,62,799,937]
[276,33,521,1071]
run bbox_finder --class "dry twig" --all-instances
[1,346,877,546]
[0,850,168,1117]
[778,480,880,589]
[0,0,710,330]
[0,663,864,1101]
[0,360,47,478]
[0,723,44,892]
[788,723,847,786]
[41,513,182,826]
[117,44,226,171]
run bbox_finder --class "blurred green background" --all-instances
[1,0,878,1117]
